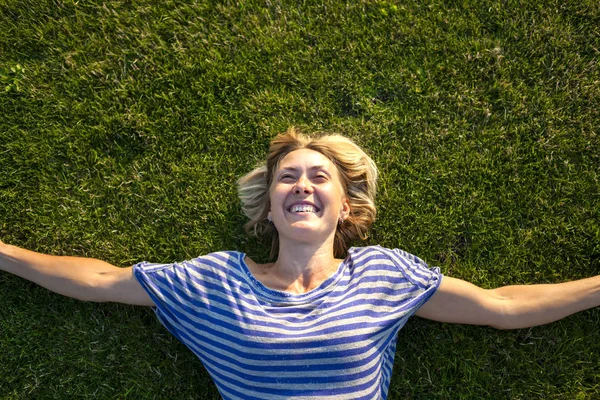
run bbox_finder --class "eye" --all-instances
[313,174,328,182]
[279,173,295,182]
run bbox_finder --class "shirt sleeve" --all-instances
[386,247,443,312]
[132,259,210,343]
[133,261,181,299]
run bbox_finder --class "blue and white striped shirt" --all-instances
[133,245,441,399]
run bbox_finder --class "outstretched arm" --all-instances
[416,275,600,329]
[0,240,154,306]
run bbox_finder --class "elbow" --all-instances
[69,284,104,303]
[489,321,515,330]
[74,291,104,303]
[486,292,518,330]
[484,289,548,330]
[486,309,542,330]
[71,274,109,302]
[487,315,514,330]
[38,279,102,302]
[489,319,544,330]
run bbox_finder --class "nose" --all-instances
[293,176,313,194]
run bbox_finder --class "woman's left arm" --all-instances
[415,275,600,329]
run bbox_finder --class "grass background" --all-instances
[1,0,599,398]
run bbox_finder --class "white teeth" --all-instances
[290,205,317,213]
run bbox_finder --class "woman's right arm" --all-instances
[0,240,154,306]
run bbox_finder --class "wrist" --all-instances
[0,242,12,272]
[0,241,10,257]
[0,243,23,273]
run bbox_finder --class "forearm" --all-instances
[492,276,600,329]
[0,242,120,301]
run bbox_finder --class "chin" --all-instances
[280,223,335,241]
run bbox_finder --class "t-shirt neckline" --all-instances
[236,250,351,304]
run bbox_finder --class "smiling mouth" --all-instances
[288,204,320,213]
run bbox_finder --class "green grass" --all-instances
[1,0,599,398]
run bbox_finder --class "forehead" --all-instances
[277,148,336,172]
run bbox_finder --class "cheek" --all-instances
[268,186,285,209]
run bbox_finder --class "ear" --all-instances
[340,197,351,220]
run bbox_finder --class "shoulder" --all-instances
[343,246,402,274]
[350,245,428,264]
[134,250,246,276]
[348,245,441,288]
[185,251,248,276]
[346,245,414,263]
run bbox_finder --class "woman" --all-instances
[1,127,599,399]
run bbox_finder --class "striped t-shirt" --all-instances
[133,245,442,399]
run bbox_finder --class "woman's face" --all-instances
[268,149,350,245]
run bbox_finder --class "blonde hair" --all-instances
[237,127,378,259]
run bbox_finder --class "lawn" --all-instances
[1,0,599,398]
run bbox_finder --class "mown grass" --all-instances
[1,0,599,398]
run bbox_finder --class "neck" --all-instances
[272,238,340,294]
